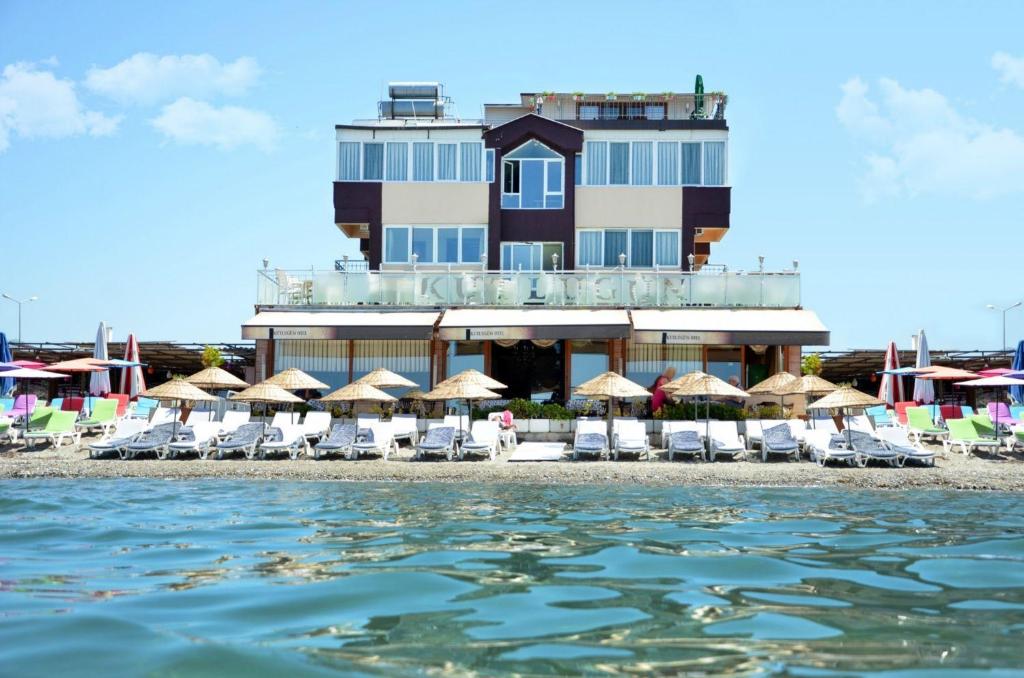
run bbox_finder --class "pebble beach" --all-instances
[3,441,1023,491]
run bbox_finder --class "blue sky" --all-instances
[1,0,1022,353]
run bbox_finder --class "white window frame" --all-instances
[575,228,682,269]
[383,225,487,264]
[579,138,728,187]
[500,140,565,210]
[499,241,564,271]
[486,148,495,183]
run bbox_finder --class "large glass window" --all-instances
[385,142,408,181]
[627,343,702,394]
[655,231,680,267]
[412,142,434,181]
[384,226,487,265]
[462,227,485,263]
[609,142,630,184]
[631,142,653,185]
[704,141,726,185]
[411,227,433,263]
[437,227,459,263]
[438,143,457,180]
[363,143,384,180]
[353,340,430,396]
[486,149,495,183]
[385,227,409,263]
[569,340,609,392]
[574,154,582,186]
[275,340,350,392]
[586,141,607,185]
[578,229,682,268]
[578,231,602,267]
[604,230,627,266]
[500,242,562,271]
[657,142,678,185]
[447,341,484,378]
[460,142,482,181]
[707,346,743,389]
[501,140,563,209]
[682,143,701,185]
[338,142,360,180]
[630,229,654,267]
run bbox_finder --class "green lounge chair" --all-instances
[23,410,81,449]
[942,419,1000,456]
[76,398,118,435]
[26,406,54,431]
[968,414,997,438]
[906,407,947,444]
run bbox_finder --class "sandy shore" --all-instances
[2,438,1023,491]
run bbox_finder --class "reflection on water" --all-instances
[1,480,1023,676]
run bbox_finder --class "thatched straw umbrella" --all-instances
[356,367,418,390]
[808,387,882,447]
[229,383,304,423]
[320,381,397,422]
[573,371,651,438]
[671,373,750,450]
[746,371,799,415]
[264,368,329,391]
[435,368,507,391]
[423,378,500,432]
[781,374,837,428]
[186,366,249,391]
[141,378,217,438]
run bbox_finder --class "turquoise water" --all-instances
[2,481,1023,676]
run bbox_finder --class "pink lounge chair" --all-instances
[987,402,1022,426]
[6,394,37,419]
[894,401,917,425]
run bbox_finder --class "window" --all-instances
[383,225,487,265]
[363,143,383,180]
[578,229,683,268]
[631,142,652,185]
[681,143,701,185]
[707,346,743,388]
[570,340,609,392]
[486,149,495,182]
[579,104,600,120]
[627,343,702,393]
[385,142,408,181]
[338,142,360,180]
[609,142,629,184]
[586,141,607,185]
[447,341,484,378]
[655,231,679,266]
[657,142,678,185]
[576,101,667,120]
[412,142,434,181]
[460,142,482,181]
[500,140,564,209]
[500,241,563,271]
[574,154,582,186]
[704,141,726,185]
[438,143,457,180]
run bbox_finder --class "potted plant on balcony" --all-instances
[606,91,617,101]
[572,91,584,101]
[542,90,557,102]
[663,90,674,101]
[632,91,646,101]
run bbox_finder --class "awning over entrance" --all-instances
[438,309,631,341]
[630,309,829,346]
[242,311,440,340]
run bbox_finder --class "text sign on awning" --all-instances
[270,326,337,340]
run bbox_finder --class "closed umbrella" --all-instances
[573,371,651,440]
[671,373,750,452]
[140,378,217,440]
[0,332,12,397]
[0,366,68,446]
[89,322,111,396]
[808,387,883,448]
[912,330,934,405]
[1012,340,1024,404]
[694,74,705,117]
[877,340,905,408]
[119,333,146,398]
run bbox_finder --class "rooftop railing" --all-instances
[257,267,801,309]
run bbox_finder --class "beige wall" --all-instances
[575,187,682,229]
[382,183,489,224]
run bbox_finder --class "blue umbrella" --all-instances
[1012,340,1024,404]
[0,333,12,397]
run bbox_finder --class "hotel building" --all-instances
[244,82,829,401]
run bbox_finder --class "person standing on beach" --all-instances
[651,367,676,413]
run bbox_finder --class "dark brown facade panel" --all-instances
[333,181,383,267]
[559,119,728,132]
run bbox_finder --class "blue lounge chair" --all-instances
[960,405,975,418]
[87,419,149,459]
[846,431,900,467]
[313,424,357,460]
[415,426,456,461]
[215,423,266,460]
[667,430,705,461]
[762,424,800,462]
[132,397,159,420]
[121,423,178,460]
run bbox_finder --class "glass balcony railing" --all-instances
[257,268,801,309]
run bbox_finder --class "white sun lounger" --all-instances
[613,420,649,460]
[165,421,222,460]
[391,413,419,446]
[873,426,936,466]
[460,420,500,461]
[300,411,332,440]
[218,411,251,437]
[707,421,745,461]
[257,424,308,460]
[573,418,609,460]
[352,421,396,460]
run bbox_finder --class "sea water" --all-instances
[1,480,1022,676]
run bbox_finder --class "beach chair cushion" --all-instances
[418,426,455,450]
[575,432,608,451]
[763,424,799,452]
[217,423,265,449]
[316,424,357,450]
[668,430,703,452]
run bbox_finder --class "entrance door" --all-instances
[490,340,564,402]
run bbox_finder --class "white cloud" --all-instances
[0,61,120,152]
[85,53,260,105]
[992,51,1024,89]
[836,76,1024,201]
[151,97,276,150]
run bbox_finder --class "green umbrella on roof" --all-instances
[694,74,705,118]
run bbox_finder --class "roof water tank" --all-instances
[380,100,444,118]
[388,82,440,99]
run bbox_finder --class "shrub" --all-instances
[801,353,822,376]
[201,345,225,368]
[656,402,746,421]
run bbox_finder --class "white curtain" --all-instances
[657,142,678,185]
[363,143,383,180]
[338,142,360,180]
[704,141,726,185]
[578,231,602,266]
[386,142,408,181]
[438,144,457,180]
[655,231,679,266]
[586,141,607,185]
[609,142,629,185]
[413,142,433,181]
[460,142,482,181]
[682,143,701,185]
[631,142,652,185]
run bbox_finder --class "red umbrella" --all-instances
[978,368,1014,378]
[877,340,904,408]
[119,333,146,398]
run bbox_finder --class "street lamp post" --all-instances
[1,293,38,344]
[986,301,1022,352]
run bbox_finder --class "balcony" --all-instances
[257,267,801,309]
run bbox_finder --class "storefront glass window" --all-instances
[447,341,484,379]
[627,343,702,393]
[274,340,349,392]
[570,340,608,392]
[707,346,743,389]
[352,340,430,397]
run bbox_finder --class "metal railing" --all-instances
[257,267,800,309]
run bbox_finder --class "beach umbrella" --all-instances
[186,366,249,391]
[43,357,112,413]
[141,378,216,439]
[119,333,146,398]
[263,367,329,392]
[659,371,707,415]
[808,387,883,449]
[8,359,45,369]
[781,374,837,429]
[1012,340,1024,404]
[89,322,111,396]
[955,375,1024,438]
[746,371,798,414]
[877,340,905,408]
[0,366,68,446]
[914,365,977,410]
[0,332,12,397]
[978,368,1015,378]
[573,371,651,440]
[912,330,934,405]
[694,74,705,116]
[436,368,507,391]
[321,381,397,422]
[423,377,500,431]
[355,367,418,390]
[229,382,304,423]
[672,373,750,451]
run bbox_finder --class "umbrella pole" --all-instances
[706,396,711,456]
